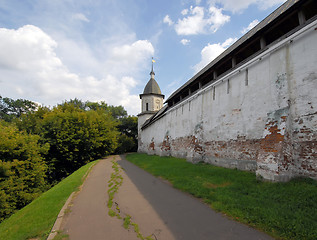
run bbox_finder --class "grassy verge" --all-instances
[0,160,97,240]
[126,153,317,240]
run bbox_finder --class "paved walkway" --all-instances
[61,155,273,240]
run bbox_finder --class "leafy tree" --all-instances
[85,101,109,112]
[15,106,50,134]
[115,134,136,154]
[115,116,138,153]
[117,116,138,140]
[107,105,127,119]
[64,99,127,119]
[0,121,48,222]
[0,96,38,122]
[85,101,127,119]
[0,97,136,223]
[40,102,119,181]
[64,98,86,110]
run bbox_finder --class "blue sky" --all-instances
[0,0,286,115]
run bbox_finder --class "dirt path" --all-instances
[61,155,273,240]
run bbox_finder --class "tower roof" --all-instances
[143,78,162,95]
[141,58,163,96]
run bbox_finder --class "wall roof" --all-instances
[165,0,301,103]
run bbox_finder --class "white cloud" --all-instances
[180,39,191,45]
[72,13,90,22]
[181,9,189,15]
[110,40,154,66]
[0,25,154,115]
[174,6,230,35]
[163,15,174,26]
[207,6,231,32]
[175,6,204,35]
[241,19,259,33]
[221,37,237,47]
[208,0,286,13]
[194,37,237,72]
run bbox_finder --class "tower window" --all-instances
[146,103,149,111]
[156,99,161,109]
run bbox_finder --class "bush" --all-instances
[0,121,48,222]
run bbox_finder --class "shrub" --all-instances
[0,121,48,222]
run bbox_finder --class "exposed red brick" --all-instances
[149,141,155,150]
[161,135,171,151]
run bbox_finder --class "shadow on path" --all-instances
[118,155,273,240]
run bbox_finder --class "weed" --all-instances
[107,158,154,240]
[123,215,131,229]
[108,209,116,217]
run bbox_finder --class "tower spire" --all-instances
[150,57,155,79]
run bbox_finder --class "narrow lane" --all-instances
[61,155,273,240]
[118,155,273,240]
[62,156,174,240]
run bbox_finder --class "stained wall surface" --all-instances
[138,20,317,181]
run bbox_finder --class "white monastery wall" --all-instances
[139,20,317,181]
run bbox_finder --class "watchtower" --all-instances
[137,59,164,146]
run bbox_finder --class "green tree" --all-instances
[64,98,87,110]
[64,99,127,119]
[85,101,109,112]
[107,105,127,119]
[15,106,50,134]
[85,101,127,119]
[115,116,138,153]
[0,121,48,222]
[41,102,119,181]
[0,96,38,122]
[117,116,138,140]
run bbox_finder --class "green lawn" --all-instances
[0,160,97,240]
[126,153,317,240]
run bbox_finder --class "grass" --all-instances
[0,160,97,240]
[107,159,123,219]
[126,153,317,240]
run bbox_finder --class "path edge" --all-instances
[46,160,99,240]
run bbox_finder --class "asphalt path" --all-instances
[61,155,273,240]
[118,155,273,240]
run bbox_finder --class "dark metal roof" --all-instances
[143,78,162,95]
[166,0,300,103]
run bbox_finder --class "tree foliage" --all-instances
[64,99,127,119]
[40,102,119,180]
[0,121,48,222]
[0,96,37,122]
[115,116,138,153]
[0,96,138,222]
[62,99,136,153]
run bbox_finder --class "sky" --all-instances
[0,0,286,116]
